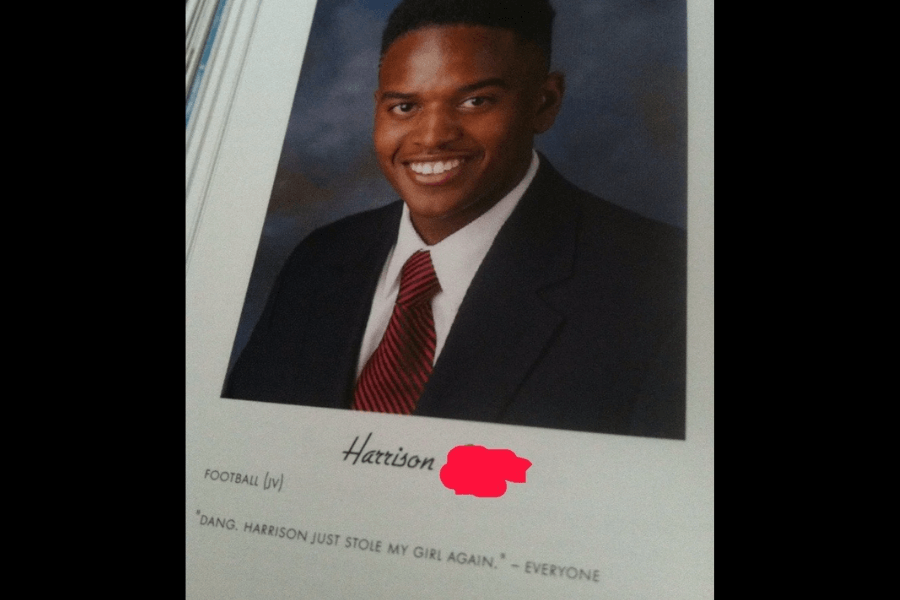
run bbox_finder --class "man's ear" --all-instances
[533,71,565,134]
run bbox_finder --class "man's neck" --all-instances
[409,151,540,245]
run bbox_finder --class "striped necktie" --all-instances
[353,250,441,414]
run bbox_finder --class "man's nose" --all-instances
[413,106,461,148]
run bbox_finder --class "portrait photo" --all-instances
[221,0,688,440]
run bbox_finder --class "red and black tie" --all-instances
[353,250,441,414]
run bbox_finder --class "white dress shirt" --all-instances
[355,150,541,378]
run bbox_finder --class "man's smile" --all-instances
[403,156,472,185]
[408,158,463,175]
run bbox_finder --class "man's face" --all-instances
[374,25,561,244]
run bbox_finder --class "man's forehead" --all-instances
[378,25,529,87]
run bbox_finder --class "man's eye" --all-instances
[390,103,416,114]
[460,97,490,108]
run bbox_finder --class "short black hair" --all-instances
[381,0,556,66]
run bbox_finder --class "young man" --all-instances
[224,0,686,439]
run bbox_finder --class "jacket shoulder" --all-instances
[537,158,685,262]
[287,201,403,267]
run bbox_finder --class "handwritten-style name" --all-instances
[341,432,435,470]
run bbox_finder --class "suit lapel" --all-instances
[302,203,402,409]
[414,161,581,422]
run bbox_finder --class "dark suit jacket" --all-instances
[224,158,686,439]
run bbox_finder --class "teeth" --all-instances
[409,159,462,175]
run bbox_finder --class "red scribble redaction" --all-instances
[439,446,532,497]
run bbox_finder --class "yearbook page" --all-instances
[186,0,713,598]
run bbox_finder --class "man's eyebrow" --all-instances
[379,91,415,101]
[457,78,509,94]
[379,78,510,101]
